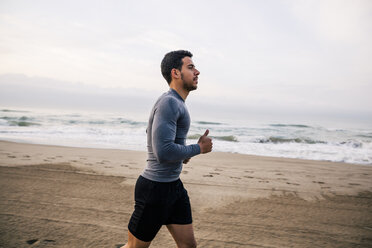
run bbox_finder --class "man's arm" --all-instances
[151,97,201,163]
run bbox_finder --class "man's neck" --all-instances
[170,85,189,101]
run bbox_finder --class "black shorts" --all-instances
[128,176,192,242]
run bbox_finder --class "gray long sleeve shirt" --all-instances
[141,88,201,182]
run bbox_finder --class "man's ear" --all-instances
[171,68,180,79]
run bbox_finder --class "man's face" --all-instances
[180,56,200,91]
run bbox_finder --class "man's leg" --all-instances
[166,224,197,248]
[121,230,151,248]
[124,176,162,248]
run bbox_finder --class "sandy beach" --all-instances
[0,140,371,247]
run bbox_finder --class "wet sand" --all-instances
[0,140,372,247]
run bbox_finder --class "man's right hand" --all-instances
[198,129,213,154]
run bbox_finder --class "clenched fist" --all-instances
[198,129,213,154]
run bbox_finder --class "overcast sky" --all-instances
[0,0,371,125]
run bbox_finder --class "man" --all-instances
[122,50,213,248]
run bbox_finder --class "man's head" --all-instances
[161,50,193,85]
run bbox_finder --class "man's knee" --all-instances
[190,241,197,248]
[124,230,151,248]
[180,240,197,248]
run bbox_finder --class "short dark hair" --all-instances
[161,50,193,84]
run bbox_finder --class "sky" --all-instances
[0,0,371,126]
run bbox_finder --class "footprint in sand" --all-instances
[286,182,300,186]
[349,183,361,186]
[42,240,56,244]
[275,173,284,176]
[26,239,39,245]
[230,176,241,180]
[22,155,31,161]
[244,176,254,179]
[7,155,16,158]
[203,174,213,177]
[210,172,220,175]
[27,239,56,245]
[277,178,288,181]
[182,170,189,174]
[313,181,325,184]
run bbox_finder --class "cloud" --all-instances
[0,74,161,116]
[0,0,371,126]
[288,0,372,44]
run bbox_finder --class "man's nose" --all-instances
[195,69,200,75]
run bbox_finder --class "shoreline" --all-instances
[0,138,370,167]
[1,140,372,247]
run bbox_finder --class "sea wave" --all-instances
[357,133,372,139]
[9,121,41,127]
[258,136,325,144]
[256,136,367,149]
[196,121,223,125]
[188,134,238,142]
[1,116,40,127]
[339,140,363,148]
[118,118,146,126]
[1,109,29,113]
[269,124,311,128]
[59,118,146,126]
[211,135,238,142]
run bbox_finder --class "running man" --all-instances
[122,50,213,248]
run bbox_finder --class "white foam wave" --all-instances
[1,108,371,165]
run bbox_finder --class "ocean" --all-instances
[1,108,371,165]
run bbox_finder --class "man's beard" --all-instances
[181,73,197,91]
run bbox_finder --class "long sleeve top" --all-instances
[141,88,201,182]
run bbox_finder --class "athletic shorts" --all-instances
[128,175,193,242]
